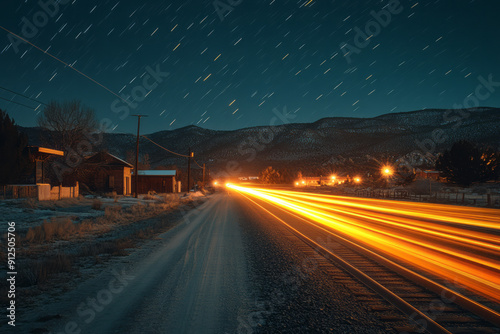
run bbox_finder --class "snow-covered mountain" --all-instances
[21,107,500,174]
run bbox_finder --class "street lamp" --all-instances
[382,166,393,188]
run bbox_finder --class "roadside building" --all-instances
[78,151,133,195]
[1,146,79,201]
[415,169,441,181]
[132,170,178,194]
[27,146,64,184]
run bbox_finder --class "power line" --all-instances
[0,85,47,106]
[141,135,190,158]
[0,25,132,107]
[0,96,40,110]
[192,158,204,169]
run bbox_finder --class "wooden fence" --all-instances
[355,189,500,207]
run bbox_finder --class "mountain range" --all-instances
[21,107,500,176]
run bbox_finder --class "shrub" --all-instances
[104,206,122,220]
[130,203,145,216]
[92,198,102,210]
[143,191,158,200]
[25,217,80,243]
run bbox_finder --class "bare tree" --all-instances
[38,100,97,152]
[37,100,98,184]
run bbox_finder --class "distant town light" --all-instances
[382,166,393,176]
[295,182,299,186]
[355,177,361,183]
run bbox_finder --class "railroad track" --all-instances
[240,193,500,334]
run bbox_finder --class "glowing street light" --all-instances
[382,166,393,176]
[354,177,361,183]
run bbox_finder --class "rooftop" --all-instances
[132,170,177,176]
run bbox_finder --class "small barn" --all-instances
[132,170,177,194]
[80,152,133,195]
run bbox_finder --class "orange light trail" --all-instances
[227,184,500,302]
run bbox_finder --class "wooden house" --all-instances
[132,170,177,194]
[79,152,133,195]
[415,169,441,180]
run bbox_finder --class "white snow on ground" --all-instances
[0,198,102,230]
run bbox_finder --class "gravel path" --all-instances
[233,192,393,333]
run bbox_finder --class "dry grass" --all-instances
[13,193,207,291]
[24,217,93,243]
[25,218,74,243]
[79,237,136,257]
[104,191,119,202]
[23,193,197,245]
[130,203,146,216]
[103,205,122,221]
[92,198,103,210]
[142,191,158,200]
[160,193,180,204]
[16,193,206,290]
[18,253,74,287]
[22,197,185,244]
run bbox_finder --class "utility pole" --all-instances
[132,115,148,198]
[207,167,210,187]
[187,147,192,193]
[202,163,206,189]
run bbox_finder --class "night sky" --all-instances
[1,0,499,134]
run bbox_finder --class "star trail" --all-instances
[0,0,499,134]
